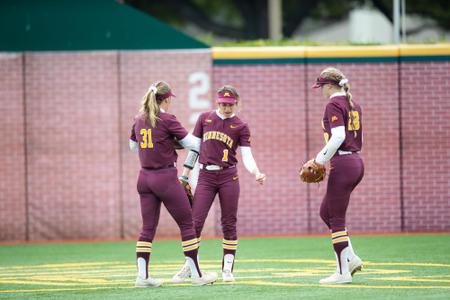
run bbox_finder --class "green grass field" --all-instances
[0,234,449,299]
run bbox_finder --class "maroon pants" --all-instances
[320,154,364,231]
[137,167,196,242]
[192,167,240,240]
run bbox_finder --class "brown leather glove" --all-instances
[299,159,326,183]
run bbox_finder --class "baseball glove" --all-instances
[299,159,326,183]
[179,176,194,206]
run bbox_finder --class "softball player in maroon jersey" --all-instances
[311,67,364,284]
[129,81,217,287]
[172,85,266,283]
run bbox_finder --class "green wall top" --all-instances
[0,0,208,51]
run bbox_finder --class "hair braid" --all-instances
[319,67,357,138]
[343,82,357,138]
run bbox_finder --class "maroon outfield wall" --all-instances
[0,54,26,241]
[0,46,448,241]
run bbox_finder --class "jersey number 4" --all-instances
[140,129,154,149]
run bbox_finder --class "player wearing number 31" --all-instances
[311,67,364,284]
[129,81,217,287]
[173,85,266,283]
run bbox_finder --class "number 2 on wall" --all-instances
[222,149,229,162]
[140,129,154,149]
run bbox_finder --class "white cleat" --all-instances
[348,255,363,276]
[172,264,191,283]
[319,272,352,284]
[135,276,163,288]
[192,271,218,286]
[222,270,235,282]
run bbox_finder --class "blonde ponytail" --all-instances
[139,81,172,128]
[140,88,160,128]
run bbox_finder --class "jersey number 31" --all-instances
[140,129,154,149]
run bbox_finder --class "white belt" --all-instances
[338,150,358,155]
[199,164,234,171]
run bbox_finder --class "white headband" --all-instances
[148,85,158,94]
[339,78,348,87]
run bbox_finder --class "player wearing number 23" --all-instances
[173,85,266,283]
[311,67,364,285]
[129,81,217,287]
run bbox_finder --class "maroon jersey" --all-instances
[130,112,188,169]
[323,95,363,152]
[193,111,251,167]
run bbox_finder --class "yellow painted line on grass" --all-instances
[29,276,111,284]
[425,275,450,278]
[237,280,450,289]
[0,286,134,293]
[205,259,450,268]
[1,258,449,294]
[366,262,450,268]
[0,262,126,270]
[233,268,329,273]
[2,280,450,294]
[0,279,132,286]
[0,268,133,275]
[370,276,450,283]
[0,262,202,271]
[0,280,85,286]
[0,267,410,282]
[357,268,410,275]
[233,259,335,264]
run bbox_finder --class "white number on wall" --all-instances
[189,72,211,124]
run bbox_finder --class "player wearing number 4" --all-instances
[312,68,364,284]
[129,81,217,287]
[173,85,266,283]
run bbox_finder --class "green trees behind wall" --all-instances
[126,0,450,40]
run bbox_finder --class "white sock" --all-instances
[347,238,356,260]
[223,254,235,272]
[338,247,350,275]
[334,252,340,273]
[186,257,200,278]
[137,257,147,279]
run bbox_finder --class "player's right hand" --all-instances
[255,172,266,185]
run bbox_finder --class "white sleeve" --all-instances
[179,133,201,152]
[315,126,346,164]
[129,139,138,152]
[240,146,258,174]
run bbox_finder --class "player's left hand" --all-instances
[255,172,266,185]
